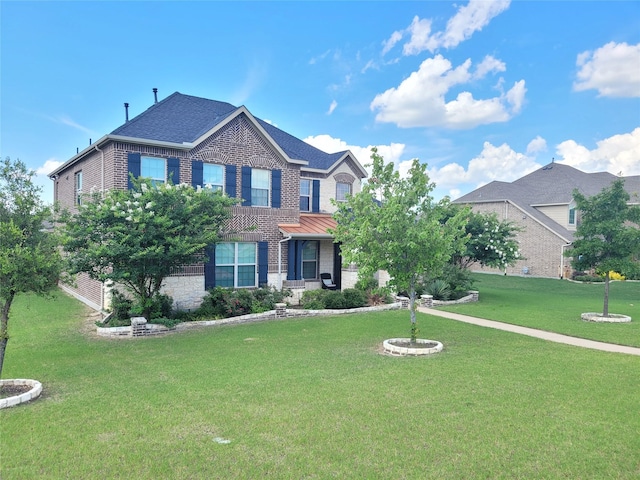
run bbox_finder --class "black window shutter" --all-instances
[312,180,320,213]
[204,245,216,290]
[127,153,141,190]
[271,169,281,208]
[167,157,180,184]
[287,240,297,280]
[241,166,252,206]
[258,241,268,286]
[225,165,237,197]
[192,160,203,188]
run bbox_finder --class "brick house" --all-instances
[49,91,367,311]
[453,162,640,278]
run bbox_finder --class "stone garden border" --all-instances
[0,379,43,409]
[581,312,632,323]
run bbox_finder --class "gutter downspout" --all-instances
[561,242,572,279]
[93,145,105,313]
[278,236,292,289]
[94,145,104,198]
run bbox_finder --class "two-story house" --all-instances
[453,162,640,278]
[50,91,367,311]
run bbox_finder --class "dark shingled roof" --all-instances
[453,162,640,242]
[111,92,349,171]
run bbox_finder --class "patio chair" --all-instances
[320,273,337,290]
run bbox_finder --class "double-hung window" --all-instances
[251,169,270,206]
[141,156,166,186]
[300,179,311,212]
[74,171,83,205]
[568,203,576,227]
[336,182,351,202]
[203,163,224,192]
[215,242,257,288]
[302,241,318,279]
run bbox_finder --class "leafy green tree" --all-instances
[330,148,468,342]
[63,178,237,320]
[0,158,61,379]
[568,179,640,317]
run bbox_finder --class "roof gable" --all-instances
[109,92,364,174]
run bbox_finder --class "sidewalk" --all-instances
[417,307,640,356]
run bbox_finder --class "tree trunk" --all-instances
[603,271,610,317]
[0,293,15,379]
[409,287,417,344]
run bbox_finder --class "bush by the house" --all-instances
[300,288,368,310]
[196,286,292,319]
[425,279,452,301]
[354,274,393,305]
[104,290,174,326]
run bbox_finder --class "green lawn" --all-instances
[438,274,640,347]
[1,289,639,479]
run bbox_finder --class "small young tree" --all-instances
[63,178,237,320]
[330,148,468,343]
[0,158,62,379]
[568,179,640,317]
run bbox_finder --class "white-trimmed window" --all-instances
[568,203,576,226]
[215,242,257,288]
[141,156,166,186]
[300,179,311,212]
[302,241,319,279]
[251,169,270,206]
[203,163,224,192]
[74,171,83,205]
[336,182,351,202]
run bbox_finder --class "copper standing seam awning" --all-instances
[278,213,337,239]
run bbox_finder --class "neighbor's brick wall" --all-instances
[467,201,568,278]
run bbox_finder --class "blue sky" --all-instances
[2,0,639,203]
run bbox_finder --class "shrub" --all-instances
[110,289,133,322]
[342,288,368,308]
[301,289,328,310]
[425,279,452,301]
[196,286,291,319]
[131,293,174,320]
[368,287,393,306]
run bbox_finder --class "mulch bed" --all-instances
[0,384,32,399]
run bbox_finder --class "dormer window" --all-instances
[336,182,351,202]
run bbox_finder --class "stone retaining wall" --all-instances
[96,302,404,338]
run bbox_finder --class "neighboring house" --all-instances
[50,91,367,311]
[453,162,640,278]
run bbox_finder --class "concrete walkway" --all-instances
[417,306,640,356]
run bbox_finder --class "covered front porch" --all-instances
[278,214,358,304]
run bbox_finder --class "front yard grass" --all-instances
[439,274,640,347]
[1,289,639,479]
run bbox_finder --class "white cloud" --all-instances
[526,136,547,154]
[402,0,511,55]
[428,141,541,197]
[36,158,63,176]
[370,54,526,129]
[303,134,406,176]
[327,100,338,115]
[555,127,640,176]
[402,16,433,55]
[574,42,640,97]
[382,30,404,56]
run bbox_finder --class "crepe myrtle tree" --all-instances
[0,157,62,379]
[63,178,237,320]
[567,179,640,317]
[445,207,522,271]
[330,148,468,343]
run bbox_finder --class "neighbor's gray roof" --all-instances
[110,92,350,172]
[453,162,640,242]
